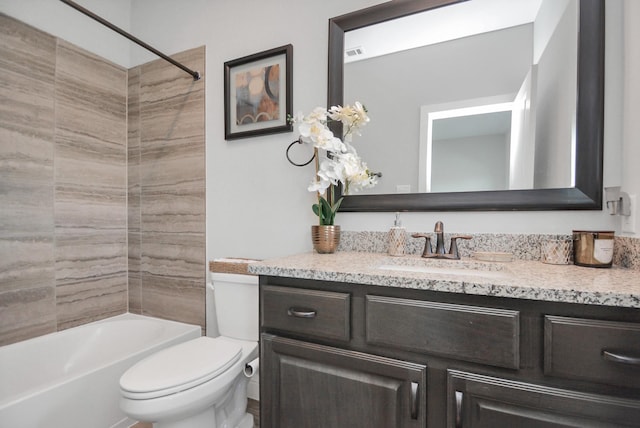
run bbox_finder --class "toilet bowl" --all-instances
[119,272,259,428]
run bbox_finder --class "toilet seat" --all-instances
[120,336,242,400]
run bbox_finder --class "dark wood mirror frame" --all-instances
[328,0,604,212]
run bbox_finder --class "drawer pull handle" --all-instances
[455,391,463,428]
[410,382,419,419]
[603,350,640,366]
[287,307,317,318]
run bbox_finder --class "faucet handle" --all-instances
[449,235,472,259]
[411,233,433,257]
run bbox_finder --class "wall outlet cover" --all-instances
[396,184,411,193]
[622,194,637,234]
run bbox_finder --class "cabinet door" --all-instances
[261,334,427,428]
[447,370,640,428]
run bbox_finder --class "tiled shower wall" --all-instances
[127,48,206,328]
[0,14,128,345]
[0,14,206,346]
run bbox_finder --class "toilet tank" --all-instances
[210,272,259,341]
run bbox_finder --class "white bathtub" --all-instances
[0,313,201,428]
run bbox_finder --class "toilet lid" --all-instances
[120,336,242,399]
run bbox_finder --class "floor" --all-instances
[130,399,260,427]
[248,398,260,427]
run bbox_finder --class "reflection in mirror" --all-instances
[345,0,578,196]
[328,0,604,211]
[423,103,514,193]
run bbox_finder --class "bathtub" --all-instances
[0,313,201,428]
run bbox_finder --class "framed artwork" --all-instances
[224,44,293,140]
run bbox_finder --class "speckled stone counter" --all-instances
[249,252,640,308]
[337,231,640,269]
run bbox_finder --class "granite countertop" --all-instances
[249,251,640,308]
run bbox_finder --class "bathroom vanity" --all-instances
[252,252,640,427]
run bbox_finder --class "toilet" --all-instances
[119,272,259,428]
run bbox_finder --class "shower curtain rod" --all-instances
[59,0,201,81]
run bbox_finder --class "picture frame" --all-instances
[224,44,293,140]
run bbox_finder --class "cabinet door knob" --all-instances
[287,307,317,318]
[602,349,640,366]
[410,382,419,419]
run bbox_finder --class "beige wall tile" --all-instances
[52,37,128,329]
[128,232,142,314]
[0,14,56,140]
[140,275,205,328]
[56,275,127,330]
[135,46,206,329]
[0,131,54,234]
[0,14,57,346]
[55,41,127,191]
[0,15,130,344]
[141,232,204,281]
[0,286,56,344]
[128,66,142,314]
[2,13,206,343]
[128,66,142,235]
[0,236,54,293]
[55,232,127,329]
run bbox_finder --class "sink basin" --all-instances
[377,262,510,279]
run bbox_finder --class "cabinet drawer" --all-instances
[261,285,350,341]
[449,370,640,427]
[366,295,520,369]
[545,315,640,389]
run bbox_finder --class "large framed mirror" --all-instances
[328,0,604,211]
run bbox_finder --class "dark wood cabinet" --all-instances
[448,370,640,427]
[259,276,640,428]
[544,315,640,389]
[261,285,351,341]
[261,334,427,428]
[366,295,520,369]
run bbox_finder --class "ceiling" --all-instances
[345,0,543,63]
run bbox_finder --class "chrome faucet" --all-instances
[412,221,472,260]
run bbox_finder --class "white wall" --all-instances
[622,0,640,236]
[128,0,387,260]
[2,0,636,261]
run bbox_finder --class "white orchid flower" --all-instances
[317,158,343,185]
[289,102,377,224]
[319,135,346,153]
[305,107,328,123]
[328,102,369,139]
[308,178,330,194]
[290,111,305,123]
[298,121,328,144]
[308,157,343,194]
[335,152,377,194]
